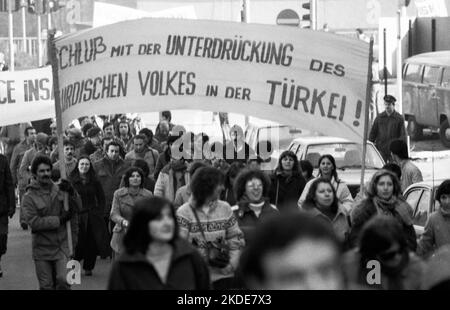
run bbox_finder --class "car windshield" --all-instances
[305,143,384,169]
[257,126,304,151]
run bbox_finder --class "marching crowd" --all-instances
[0,107,450,290]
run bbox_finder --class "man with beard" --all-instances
[21,155,79,289]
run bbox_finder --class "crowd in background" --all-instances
[0,109,450,290]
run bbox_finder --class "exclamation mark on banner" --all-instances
[353,100,362,127]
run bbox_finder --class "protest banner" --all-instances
[53,18,370,142]
[0,66,55,126]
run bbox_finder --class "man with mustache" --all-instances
[21,155,80,289]
[53,140,78,178]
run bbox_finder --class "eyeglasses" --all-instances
[246,181,263,189]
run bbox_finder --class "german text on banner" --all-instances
[0,67,55,126]
[54,18,370,142]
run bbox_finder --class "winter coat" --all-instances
[269,170,306,213]
[154,162,189,202]
[399,159,423,192]
[21,181,80,260]
[70,173,109,256]
[231,200,278,243]
[93,157,130,216]
[110,187,153,253]
[302,201,351,244]
[107,238,211,290]
[369,110,406,161]
[80,140,98,157]
[125,147,159,177]
[417,209,450,258]
[9,140,33,184]
[350,197,417,251]
[18,147,47,191]
[177,199,245,282]
[0,154,15,235]
[89,149,104,164]
[298,176,354,213]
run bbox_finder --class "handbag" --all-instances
[190,205,230,268]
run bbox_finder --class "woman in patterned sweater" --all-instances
[176,166,245,289]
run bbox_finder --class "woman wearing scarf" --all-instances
[298,154,354,212]
[302,178,351,247]
[349,169,417,251]
[232,169,278,244]
[269,151,306,213]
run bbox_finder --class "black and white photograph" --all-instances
[1,0,450,295]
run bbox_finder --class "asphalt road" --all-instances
[0,210,112,290]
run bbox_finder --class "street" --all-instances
[0,211,111,290]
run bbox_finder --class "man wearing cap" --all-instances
[18,132,49,229]
[369,95,406,162]
[80,127,102,157]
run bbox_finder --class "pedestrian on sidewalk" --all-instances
[107,196,210,290]
[21,155,80,290]
[0,154,16,277]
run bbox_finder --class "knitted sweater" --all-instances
[176,199,245,282]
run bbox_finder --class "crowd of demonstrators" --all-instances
[107,197,210,290]
[4,106,450,290]
[298,154,354,212]
[110,167,153,256]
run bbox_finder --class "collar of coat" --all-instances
[26,180,62,200]
[115,187,150,198]
[303,202,348,223]
[117,239,195,264]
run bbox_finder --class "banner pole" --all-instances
[360,37,374,194]
[47,29,73,257]
[8,0,14,71]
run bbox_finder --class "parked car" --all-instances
[287,136,385,197]
[402,51,450,147]
[403,179,444,237]
[245,121,313,171]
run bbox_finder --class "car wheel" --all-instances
[440,119,450,148]
[407,117,423,141]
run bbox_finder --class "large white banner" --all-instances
[0,67,55,126]
[54,18,370,142]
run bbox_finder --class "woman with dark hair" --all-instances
[349,169,417,251]
[120,159,155,193]
[299,160,314,182]
[302,178,351,245]
[176,167,245,289]
[110,167,153,255]
[174,161,208,209]
[107,196,210,289]
[269,150,306,213]
[343,215,425,290]
[232,169,278,243]
[298,154,353,212]
[417,179,450,258]
[69,155,109,275]
[221,161,246,206]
